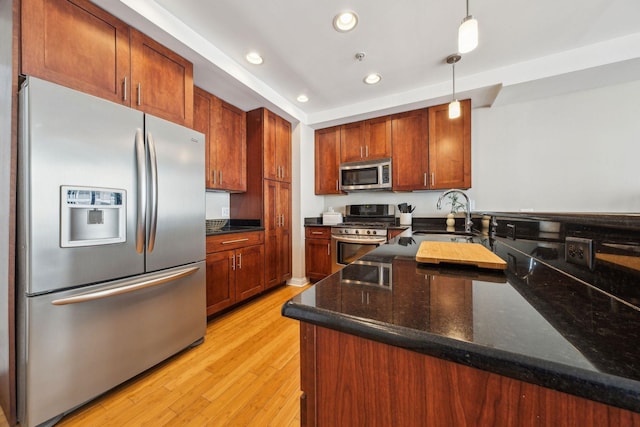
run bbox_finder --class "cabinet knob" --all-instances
[122,76,127,102]
[136,82,141,106]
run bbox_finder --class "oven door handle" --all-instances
[332,235,387,244]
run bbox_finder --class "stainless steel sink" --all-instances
[411,230,475,243]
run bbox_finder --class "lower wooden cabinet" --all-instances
[265,180,292,289]
[305,227,332,282]
[205,231,264,316]
[300,323,640,427]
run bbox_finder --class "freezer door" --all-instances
[18,77,145,295]
[18,262,206,427]
[144,114,205,272]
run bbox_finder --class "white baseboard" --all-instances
[287,276,310,287]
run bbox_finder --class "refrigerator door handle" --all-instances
[50,266,200,305]
[135,129,146,254]
[147,131,159,253]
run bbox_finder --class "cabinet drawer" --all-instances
[207,231,264,253]
[305,227,331,239]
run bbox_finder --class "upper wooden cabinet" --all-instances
[428,99,471,189]
[340,121,365,163]
[315,126,342,195]
[391,108,429,191]
[194,87,246,192]
[21,0,194,127]
[340,118,391,163]
[21,0,131,105]
[315,101,471,193]
[261,109,291,182]
[364,116,392,160]
[129,29,193,127]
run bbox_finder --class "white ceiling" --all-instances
[92,0,640,128]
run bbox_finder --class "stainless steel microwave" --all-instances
[339,158,392,191]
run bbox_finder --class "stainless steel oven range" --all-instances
[331,204,395,269]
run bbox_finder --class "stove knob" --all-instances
[355,230,359,234]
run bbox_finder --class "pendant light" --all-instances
[446,54,461,119]
[458,0,478,53]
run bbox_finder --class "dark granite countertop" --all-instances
[283,221,640,413]
[205,219,263,236]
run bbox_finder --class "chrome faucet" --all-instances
[436,189,473,233]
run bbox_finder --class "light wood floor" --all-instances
[1,284,308,427]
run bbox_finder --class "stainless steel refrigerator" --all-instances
[17,77,206,427]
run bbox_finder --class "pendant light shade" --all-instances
[458,16,478,53]
[448,100,461,119]
[446,54,461,119]
[458,0,478,54]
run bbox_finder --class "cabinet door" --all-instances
[264,180,279,288]
[428,99,471,189]
[21,0,131,105]
[391,108,429,191]
[340,121,366,163]
[264,180,291,289]
[205,251,235,316]
[130,29,194,127]
[315,126,342,195]
[235,244,265,301]
[364,116,392,160]
[263,110,279,181]
[278,182,292,283]
[276,116,292,182]
[213,98,247,191]
[305,238,332,282]
[193,87,214,188]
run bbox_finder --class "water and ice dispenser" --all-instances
[60,186,126,247]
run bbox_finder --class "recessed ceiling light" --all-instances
[297,94,309,103]
[245,52,263,65]
[333,11,358,32]
[363,73,382,85]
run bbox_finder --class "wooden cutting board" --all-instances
[415,241,507,270]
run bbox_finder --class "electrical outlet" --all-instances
[506,224,516,240]
[565,237,593,269]
[221,207,230,218]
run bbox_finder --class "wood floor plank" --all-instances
[44,284,309,427]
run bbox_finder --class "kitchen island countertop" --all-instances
[283,226,640,413]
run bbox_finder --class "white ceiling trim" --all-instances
[308,32,640,127]
[96,1,640,128]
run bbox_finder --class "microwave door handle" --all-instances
[135,129,146,254]
[147,132,159,253]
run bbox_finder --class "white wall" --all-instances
[205,191,230,219]
[474,79,640,212]
[312,79,640,217]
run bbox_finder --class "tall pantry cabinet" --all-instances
[231,108,292,289]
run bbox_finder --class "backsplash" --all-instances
[485,212,640,310]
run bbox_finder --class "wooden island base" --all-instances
[300,323,640,427]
